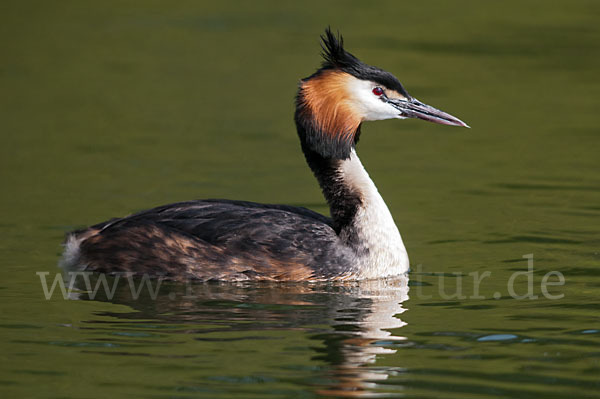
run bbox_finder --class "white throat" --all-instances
[339,150,409,278]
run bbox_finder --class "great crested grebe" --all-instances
[62,29,468,282]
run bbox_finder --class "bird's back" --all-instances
[64,200,356,281]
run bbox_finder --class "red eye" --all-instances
[372,87,384,96]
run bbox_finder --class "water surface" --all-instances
[1,1,599,398]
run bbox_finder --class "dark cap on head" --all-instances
[319,28,410,99]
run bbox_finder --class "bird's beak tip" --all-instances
[456,120,470,129]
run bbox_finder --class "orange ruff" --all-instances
[301,71,362,140]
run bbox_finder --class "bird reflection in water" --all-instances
[311,278,408,397]
[74,274,409,397]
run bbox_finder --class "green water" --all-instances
[1,1,599,397]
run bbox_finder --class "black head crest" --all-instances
[320,28,361,70]
[317,28,410,98]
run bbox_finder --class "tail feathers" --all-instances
[60,228,102,271]
[59,234,85,271]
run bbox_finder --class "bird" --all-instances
[61,29,468,282]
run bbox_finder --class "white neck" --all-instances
[339,150,409,278]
